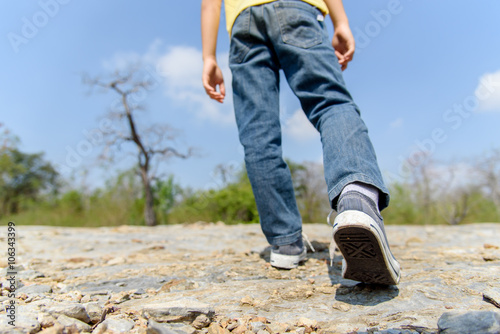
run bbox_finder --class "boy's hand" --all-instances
[331,23,355,71]
[202,57,225,103]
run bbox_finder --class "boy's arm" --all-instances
[323,0,355,70]
[201,0,225,103]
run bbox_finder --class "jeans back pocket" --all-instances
[229,9,252,64]
[275,1,323,49]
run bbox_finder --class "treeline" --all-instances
[1,132,499,226]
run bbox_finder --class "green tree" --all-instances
[153,175,182,223]
[0,147,59,216]
[169,165,258,224]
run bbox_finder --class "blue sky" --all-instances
[1,0,500,191]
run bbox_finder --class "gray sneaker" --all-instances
[331,191,401,285]
[270,235,315,269]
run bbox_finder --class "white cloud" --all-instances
[156,46,234,125]
[475,70,500,112]
[157,46,203,89]
[390,117,404,129]
[283,109,319,141]
[102,41,235,125]
[101,39,163,71]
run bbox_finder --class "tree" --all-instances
[476,148,500,217]
[84,67,193,226]
[434,164,474,225]
[0,146,59,216]
[288,160,331,224]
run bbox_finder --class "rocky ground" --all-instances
[1,222,500,334]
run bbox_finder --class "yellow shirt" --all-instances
[224,0,329,35]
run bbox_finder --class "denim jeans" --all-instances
[229,0,389,246]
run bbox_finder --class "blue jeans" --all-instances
[229,0,389,246]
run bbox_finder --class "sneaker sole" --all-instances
[333,210,401,285]
[270,249,307,269]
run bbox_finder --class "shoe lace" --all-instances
[327,209,335,227]
[302,233,315,253]
[327,210,336,266]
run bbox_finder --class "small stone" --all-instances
[382,330,403,334]
[406,237,423,245]
[158,279,186,292]
[19,269,45,280]
[266,322,289,334]
[232,324,248,334]
[296,318,318,330]
[18,293,29,300]
[46,303,90,323]
[142,299,214,323]
[315,286,335,295]
[0,312,40,333]
[85,302,104,323]
[107,257,127,265]
[483,288,500,308]
[192,314,211,329]
[226,320,239,331]
[62,290,83,303]
[37,324,65,334]
[483,254,500,262]
[38,312,57,327]
[438,311,500,334]
[295,328,306,334]
[56,314,92,332]
[111,291,131,304]
[80,294,91,303]
[332,302,351,312]
[250,321,266,333]
[208,323,230,334]
[240,295,255,306]
[95,317,135,333]
[132,288,147,295]
[256,329,269,334]
[147,319,178,334]
[17,284,52,296]
[484,243,499,249]
[251,317,268,323]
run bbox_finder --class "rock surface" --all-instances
[1,223,500,333]
[437,310,500,334]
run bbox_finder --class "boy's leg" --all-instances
[229,8,303,252]
[265,1,400,284]
[268,1,389,208]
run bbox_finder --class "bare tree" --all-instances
[290,161,331,224]
[404,150,436,217]
[434,164,476,225]
[84,67,193,226]
[475,148,500,217]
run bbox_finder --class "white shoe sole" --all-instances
[332,210,401,285]
[270,248,307,269]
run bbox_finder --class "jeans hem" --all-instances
[328,173,390,211]
[265,229,303,246]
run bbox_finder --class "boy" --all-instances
[201,0,401,285]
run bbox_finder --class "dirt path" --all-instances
[1,222,500,333]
